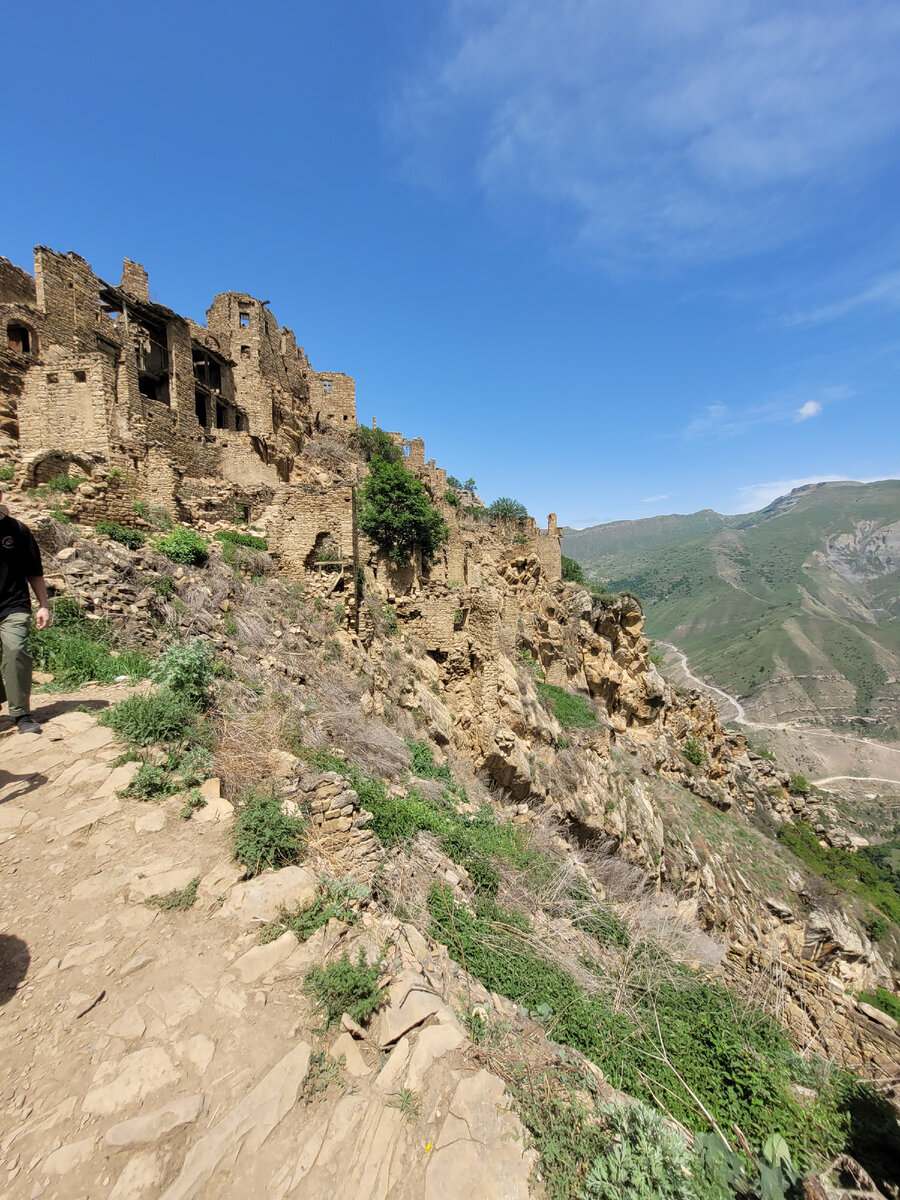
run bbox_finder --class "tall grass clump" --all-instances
[232,789,307,876]
[150,638,216,708]
[99,690,198,746]
[31,598,149,689]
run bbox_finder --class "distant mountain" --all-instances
[563,481,900,737]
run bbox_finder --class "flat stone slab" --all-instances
[104,1093,204,1149]
[219,866,316,926]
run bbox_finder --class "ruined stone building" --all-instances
[1,246,560,621]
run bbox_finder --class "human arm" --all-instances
[28,575,51,629]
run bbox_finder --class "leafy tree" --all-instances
[488,497,528,520]
[561,555,586,584]
[446,474,463,489]
[351,424,402,464]
[464,477,477,491]
[358,458,449,566]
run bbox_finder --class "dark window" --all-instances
[235,411,248,432]
[240,344,250,358]
[215,402,227,429]
[7,324,31,355]
[138,376,158,400]
[73,370,87,383]
[195,390,209,427]
[46,372,58,384]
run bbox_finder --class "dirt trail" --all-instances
[0,689,532,1200]
[659,642,900,789]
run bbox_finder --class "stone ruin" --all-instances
[0,246,561,629]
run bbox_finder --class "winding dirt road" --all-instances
[659,641,900,789]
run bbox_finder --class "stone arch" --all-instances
[23,449,99,487]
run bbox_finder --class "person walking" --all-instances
[0,488,50,734]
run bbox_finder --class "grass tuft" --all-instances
[232,789,306,876]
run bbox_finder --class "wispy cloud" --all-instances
[392,0,900,266]
[733,472,899,511]
[643,493,671,503]
[682,386,847,441]
[795,400,822,421]
[784,269,900,327]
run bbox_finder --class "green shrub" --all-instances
[777,820,900,924]
[32,605,149,689]
[407,739,452,782]
[145,877,199,912]
[561,556,586,585]
[151,639,215,708]
[0,461,15,482]
[303,948,384,1028]
[446,474,462,489]
[48,508,71,523]
[444,488,460,507]
[581,1101,695,1200]
[487,497,528,520]
[858,987,900,1022]
[788,773,810,795]
[357,458,449,566]
[682,735,705,766]
[132,500,150,518]
[95,520,146,549]
[44,474,84,493]
[99,691,198,746]
[214,529,268,550]
[864,912,889,942]
[464,477,477,490]
[351,424,402,463]
[157,528,208,565]
[232,789,306,876]
[120,762,179,802]
[259,879,366,944]
[151,576,176,599]
[537,683,598,729]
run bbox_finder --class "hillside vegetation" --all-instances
[563,481,900,736]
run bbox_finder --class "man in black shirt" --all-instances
[0,488,51,734]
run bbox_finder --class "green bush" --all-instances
[561,555,586,584]
[0,462,15,482]
[259,879,366,944]
[214,529,268,550]
[444,488,460,507]
[151,576,176,599]
[446,475,462,489]
[858,987,900,1023]
[407,739,452,782]
[44,474,84,493]
[864,912,889,942]
[48,508,71,523]
[151,639,215,708]
[682,735,705,766]
[303,948,384,1028]
[777,820,900,925]
[99,691,199,746]
[232,789,306,876]
[120,762,179,802]
[351,425,402,464]
[537,683,599,729]
[95,520,146,550]
[32,604,149,689]
[487,497,528,520]
[145,877,199,912]
[581,1101,695,1200]
[788,773,810,795]
[157,528,209,566]
[357,458,449,566]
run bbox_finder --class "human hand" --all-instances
[35,606,51,630]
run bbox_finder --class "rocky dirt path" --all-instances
[0,690,534,1200]
[660,642,900,788]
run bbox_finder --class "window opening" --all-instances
[240,344,250,358]
[192,347,222,392]
[7,324,31,354]
[215,402,227,429]
[73,370,87,383]
[195,390,209,428]
[239,312,250,328]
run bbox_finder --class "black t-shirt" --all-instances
[0,514,43,621]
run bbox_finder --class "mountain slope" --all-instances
[563,480,900,735]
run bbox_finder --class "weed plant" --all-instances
[857,986,900,1022]
[777,820,900,924]
[120,762,179,802]
[258,879,366,943]
[157,528,208,566]
[232,789,306,876]
[95,520,146,550]
[99,691,199,746]
[150,638,216,708]
[214,529,268,550]
[32,600,149,689]
[303,948,384,1028]
[682,735,705,766]
[536,683,599,729]
[145,877,199,912]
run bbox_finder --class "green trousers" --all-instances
[0,612,33,720]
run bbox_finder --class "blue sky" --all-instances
[4,0,899,526]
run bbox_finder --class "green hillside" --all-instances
[563,481,900,736]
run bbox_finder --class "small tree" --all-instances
[358,459,449,566]
[464,477,477,491]
[562,555,586,584]
[488,497,528,520]
[351,425,402,464]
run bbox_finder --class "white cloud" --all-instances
[392,0,900,265]
[785,269,900,327]
[732,472,899,511]
[643,493,671,503]
[795,400,822,421]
